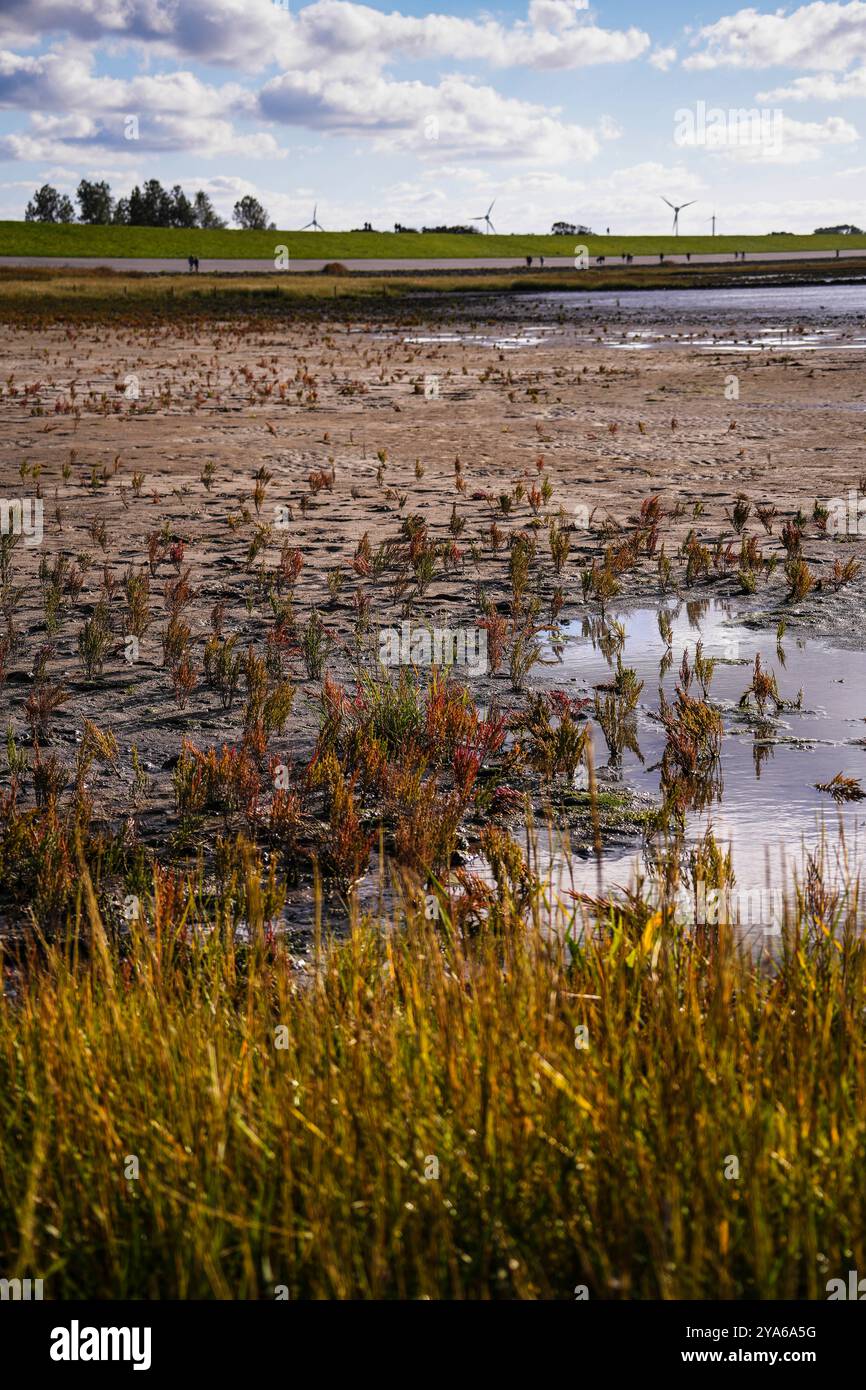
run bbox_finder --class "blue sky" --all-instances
[1,1,865,232]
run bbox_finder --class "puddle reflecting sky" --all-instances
[541,600,866,922]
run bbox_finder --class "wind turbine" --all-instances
[707,212,717,236]
[661,196,696,235]
[471,199,496,234]
[301,204,324,231]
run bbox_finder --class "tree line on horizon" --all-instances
[24,180,273,231]
[21,187,862,240]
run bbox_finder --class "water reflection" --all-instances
[541,599,866,915]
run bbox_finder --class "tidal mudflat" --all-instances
[2,283,866,1298]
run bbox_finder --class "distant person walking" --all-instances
[188,255,195,272]
[526,255,532,268]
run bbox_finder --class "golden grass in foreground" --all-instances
[1,859,865,1300]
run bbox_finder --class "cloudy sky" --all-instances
[1,0,865,233]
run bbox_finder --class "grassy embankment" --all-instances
[3,221,866,260]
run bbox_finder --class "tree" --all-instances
[193,191,225,229]
[25,184,75,223]
[112,197,130,225]
[142,179,172,226]
[127,180,172,227]
[551,220,593,236]
[127,186,144,225]
[232,195,269,231]
[169,185,196,229]
[76,179,114,225]
[421,224,478,234]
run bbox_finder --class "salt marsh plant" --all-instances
[411,537,437,597]
[24,672,69,742]
[146,531,165,576]
[815,772,866,803]
[301,610,332,679]
[511,691,590,784]
[5,720,28,786]
[171,655,197,709]
[509,618,545,692]
[594,661,644,763]
[252,465,272,514]
[246,524,270,569]
[326,566,343,603]
[831,557,861,591]
[596,618,626,667]
[475,611,508,675]
[162,614,191,670]
[785,557,814,603]
[657,684,723,784]
[41,553,67,635]
[173,740,261,824]
[508,533,536,611]
[683,534,711,586]
[756,503,777,534]
[657,545,673,594]
[123,565,150,638]
[582,560,621,614]
[256,679,296,743]
[31,748,69,813]
[729,495,752,534]
[72,718,118,817]
[310,753,374,886]
[204,633,242,710]
[277,542,304,592]
[738,654,781,715]
[693,640,716,700]
[548,521,570,576]
[78,600,112,679]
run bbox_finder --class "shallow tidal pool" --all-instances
[538,598,866,938]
